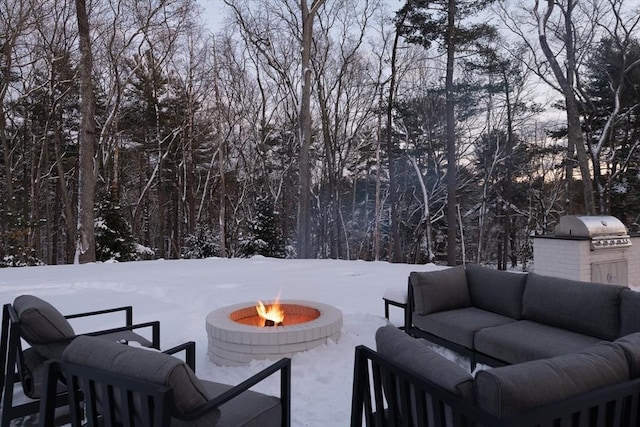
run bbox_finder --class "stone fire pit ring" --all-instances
[206,300,343,366]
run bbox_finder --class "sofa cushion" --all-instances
[522,273,623,340]
[474,320,603,365]
[619,289,640,336]
[476,341,630,418]
[413,307,515,349]
[63,336,218,424]
[13,295,75,359]
[409,266,470,315]
[465,265,527,319]
[375,325,474,402]
[614,332,640,378]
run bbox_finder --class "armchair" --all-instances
[38,335,291,426]
[1,295,160,427]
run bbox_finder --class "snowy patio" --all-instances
[1,257,455,426]
[3,257,637,425]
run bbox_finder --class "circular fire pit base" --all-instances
[206,300,343,366]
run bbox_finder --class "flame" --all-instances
[256,295,284,326]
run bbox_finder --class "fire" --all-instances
[256,295,285,327]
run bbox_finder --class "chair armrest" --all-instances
[162,341,196,372]
[65,306,134,326]
[180,358,292,421]
[86,321,161,349]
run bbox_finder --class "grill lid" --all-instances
[555,215,628,238]
[554,215,632,250]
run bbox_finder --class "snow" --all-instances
[0,257,450,426]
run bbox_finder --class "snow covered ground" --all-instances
[1,257,455,426]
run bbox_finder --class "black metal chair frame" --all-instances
[1,302,160,427]
[38,348,291,427]
[351,344,640,427]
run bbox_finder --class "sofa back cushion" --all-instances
[475,342,630,418]
[13,295,75,359]
[466,265,526,319]
[614,332,640,378]
[63,336,218,423]
[619,289,640,337]
[522,273,623,340]
[375,325,474,401]
[409,266,471,315]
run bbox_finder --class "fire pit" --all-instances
[206,300,343,366]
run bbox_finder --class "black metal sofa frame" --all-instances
[1,302,160,427]
[351,344,640,427]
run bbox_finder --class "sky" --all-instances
[198,0,405,32]
[1,257,454,426]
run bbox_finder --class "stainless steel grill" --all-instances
[554,215,632,250]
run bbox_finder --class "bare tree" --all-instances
[499,0,640,217]
[74,0,96,263]
[297,0,326,258]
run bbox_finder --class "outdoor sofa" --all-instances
[405,264,640,371]
[351,325,640,426]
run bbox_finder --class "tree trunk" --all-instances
[219,139,227,257]
[298,1,313,258]
[74,0,96,264]
[374,87,384,261]
[535,0,595,214]
[445,0,457,266]
[387,21,403,263]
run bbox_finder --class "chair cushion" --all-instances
[63,336,218,423]
[413,307,515,349]
[465,265,526,319]
[474,320,603,365]
[375,325,474,401]
[182,381,282,427]
[522,273,623,340]
[619,289,640,336]
[13,295,75,359]
[615,332,640,378]
[409,266,470,315]
[476,341,630,418]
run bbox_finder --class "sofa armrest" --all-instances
[409,266,471,315]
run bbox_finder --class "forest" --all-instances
[1,0,639,268]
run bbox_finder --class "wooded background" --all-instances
[1,0,638,268]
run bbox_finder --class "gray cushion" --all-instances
[13,295,75,359]
[614,332,640,378]
[409,266,471,315]
[476,341,630,417]
[619,289,640,336]
[63,336,218,424]
[522,273,623,340]
[413,307,515,348]
[375,325,474,401]
[465,265,526,319]
[188,381,282,427]
[474,320,603,364]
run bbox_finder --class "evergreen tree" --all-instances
[184,224,220,259]
[241,195,285,258]
[584,37,640,225]
[398,0,498,265]
[95,194,137,262]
